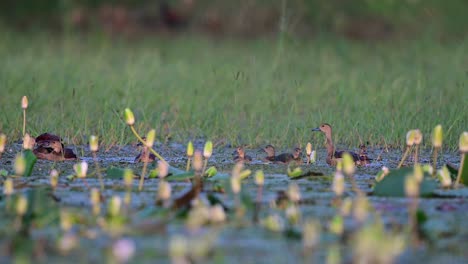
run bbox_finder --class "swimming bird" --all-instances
[233,146,252,163]
[134,138,156,163]
[292,147,303,164]
[312,123,371,166]
[33,133,77,161]
[262,145,298,164]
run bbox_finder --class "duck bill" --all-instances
[311,127,321,132]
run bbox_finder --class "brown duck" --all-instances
[263,145,300,164]
[33,133,77,161]
[312,124,371,166]
[233,146,252,163]
[134,139,156,163]
[292,147,303,164]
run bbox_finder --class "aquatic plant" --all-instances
[202,140,213,174]
[186,141,194,171]
[21,96,28,137]
[398,129,417,168]
[73,161,89,189]
[89,135,104,191]
[432,125,443,176]
[0,133,6,159]
[138,129,156,191]
[456,132,468,185]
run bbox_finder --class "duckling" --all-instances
[134,138,156,163]
[233,146,252,163]
[262,145,295,164]
[292,147,303,164]
[312,124,371,166]
[33,133,77,161]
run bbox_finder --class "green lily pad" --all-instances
[106,166,126,179]
[373,167,438,197]
[166,171,195,181]
[23,150,37,177]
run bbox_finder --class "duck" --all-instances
[233,146,252,163]
[262,145,298,164]
[33,133,77,161]
[134,138,156,163]
[312,123,371,166]
[292,147,303,164]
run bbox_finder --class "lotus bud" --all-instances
[90,188,101,205]
[186,141,194,157]
[0,133,6,153]
[329,215,344,235]
[332,171,345,196]
[375,166,389,182]
[60,210,73,231]
[340,197,353,216]
[342,153,355,175]
[336,160,343,172]
[123,108,135,126]
[432,125,443,148]
[306,142,312,156]
[3,178,13,196]
[16,195,28,216]
[285,204,301,224]
[203,141,213,159]
[50,169,59,189]
[255,170,264,186]
[353,194,369,222]
[73,161,88,178]
[22,133,34,150]
[193,151,203,171]
[146,129,156,148]
[209,204,226,223]
[21,96,28,109]
[326,244,341,264]
[422,164,433,175]
[413,164,424,183]
[89,135,98,152]
[261,214,285,232]
[158,180,172,200]
[460,132,468,153]
[287,182,301,202]
[108,196,122,217]
[303,219,321,249]
[231,175,241,194]
[14,153,26,176]
[437,166,452,188]
[112,239,135,264]
[405,175,419,198]
[123,168,133,188]
[406,130,416,146]
[310,150,316,163]
[413,129,423,145]
[158,161,169,178]
[169,235,188,260]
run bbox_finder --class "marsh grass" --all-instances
[0,32,467,150]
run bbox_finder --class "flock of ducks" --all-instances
[27,123,371,166]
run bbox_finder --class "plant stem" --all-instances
[92,152,104,191]
[202,159,208,176]
[432,147,439,177]
[253,186,263,223]
[186,157,191,172]
[130,125,166,163]
[397,146,411,168]
[456,153,465,185]
[414,145,419,164]
[22,109,26,136]
[408,196,419,247]
[138,147,150,191]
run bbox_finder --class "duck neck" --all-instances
[325,133,335,158]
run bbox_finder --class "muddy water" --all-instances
[0,143,467,263]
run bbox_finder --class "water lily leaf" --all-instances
[106,167,126,179]
[205,166,218,177]
[169,166,185,175]
[166,171,195,181]
[373,167,438,197]
[23,150,37,177]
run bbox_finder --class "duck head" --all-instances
[263,144,276,157]
[312,123,333,137]
[293,147,302,159]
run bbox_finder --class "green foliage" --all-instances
[22,150,37,177]
[373,167,438,197]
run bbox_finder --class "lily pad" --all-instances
[106,166,126,179]
[373,167,438,197]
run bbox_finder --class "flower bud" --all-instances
[108,196,122,217]
[158,180,172,200]
[186,141,194,157]
[146,129,156,148]
[73,161,88,178]
[123,168,133,188]
[3,178,14,196]
[209,204,226,223]
[203,141,213,159]
[50,169,59,188]
[21,96,28,109]
[14,153,26,176]
[0,133,6,153]
[406,130,416,146]
[438,166,452,188]
[124,108,135,126]
[158,161,169,178]
[22,133,35,150]
[413,129,423,145]
[332,171,345,196]
[310,150,316,163]
[287,182,301,202]
[16,195,28,216]
[405,175,419,198]
[375,166,389,182]
[255,170,264,186]
[459,132,468,153]
[89,135,98,152]
[413,164,424,183]
[342,153,355,175]
[306,142,312,156]
[193,150,203,171]
[432,125,443,148]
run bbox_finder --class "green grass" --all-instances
[0,32,467,150]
